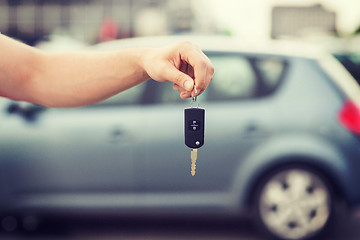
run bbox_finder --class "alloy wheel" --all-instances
[257,168,331,240]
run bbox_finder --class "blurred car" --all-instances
[1,35,360,240]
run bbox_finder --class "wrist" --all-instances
[135,47,152,81]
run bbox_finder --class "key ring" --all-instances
[190,85,200,108]
[192,85,198,102]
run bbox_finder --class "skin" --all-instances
[0,34,214,107]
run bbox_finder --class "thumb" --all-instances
[163,66,194,92]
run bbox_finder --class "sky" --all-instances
[199,0,360,38]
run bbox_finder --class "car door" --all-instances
[135,53,288,198]
[0,83,147,209]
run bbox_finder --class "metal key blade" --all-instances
[190,148,197,176]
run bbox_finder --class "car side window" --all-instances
[255,57,287,94]
[205,55,257,101]
[155,54,257,104]
[159,81,188,104]
[92,82,147,107]
[155,53,287,104]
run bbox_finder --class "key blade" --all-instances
[190,148,197,176]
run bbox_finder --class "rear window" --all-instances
[333,53,360,85]
[319,55,360,108]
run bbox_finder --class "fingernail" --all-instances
[184,81,193,91]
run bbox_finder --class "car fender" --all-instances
[229,133,349,212]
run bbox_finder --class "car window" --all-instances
[333,53,360,85]
[154,53,287,104]
[159,82,188,104]
[256,57,285,89]
[205,55,257,101]
[156,54,257,104]
[92,82,146,107]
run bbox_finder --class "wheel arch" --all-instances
[243,156,347,210]
[231,134,351,213]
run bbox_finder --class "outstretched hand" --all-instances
[0,34,214,107]
[142,41,214,99]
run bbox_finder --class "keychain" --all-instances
[184,86,205,176]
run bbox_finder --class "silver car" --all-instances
[1,36,360,240]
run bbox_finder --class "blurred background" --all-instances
[0,0,359,45]
[1,0,360,74]
[1,0,360,240]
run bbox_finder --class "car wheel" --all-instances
[254,166,333,240]
[1,215,18,232]
[21,215,40,232]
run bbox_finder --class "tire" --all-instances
[253,166,334,240]
[1,215,18,232]
[21,215,40,232]
[0,214,41,233]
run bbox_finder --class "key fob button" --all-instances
[189,120,201,131]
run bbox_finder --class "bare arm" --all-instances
[0,34,213,107]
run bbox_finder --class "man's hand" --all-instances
[142,41,214,99]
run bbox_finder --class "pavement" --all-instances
[1,213,360,240]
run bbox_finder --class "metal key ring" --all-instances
[190,99,200,108]
[190,85,200,108]
[192,85,198,102]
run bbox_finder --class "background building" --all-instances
[271,4,337,39]
[0,0,195,45]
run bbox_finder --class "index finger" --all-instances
[180,44,214,95]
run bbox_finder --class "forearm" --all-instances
[28,48,150,107]
[0,35,150,107]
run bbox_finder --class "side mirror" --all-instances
[7,102,46,122]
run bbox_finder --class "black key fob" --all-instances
[184,107,205,149]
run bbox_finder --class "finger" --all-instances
[174,83,192,99]
[179,61,188,75]
[182,55,206,91]
[173,83,186,93]
[195,59,214,94]
[183,62,194,79]
[173,84,180,92]
[180,91,192,99]
[163,65,194,91]
[180,62,195,92]
[179,48,213,95]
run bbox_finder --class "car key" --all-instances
[184,86,205,176]
[185,107,205,176]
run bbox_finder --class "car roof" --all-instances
[92,35,327,60]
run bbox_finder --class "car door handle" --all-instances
[242,123,260,136]
[242,122,269,137]
[109,127,126,142]
[245,124,258,133]
[112,128,124,136]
